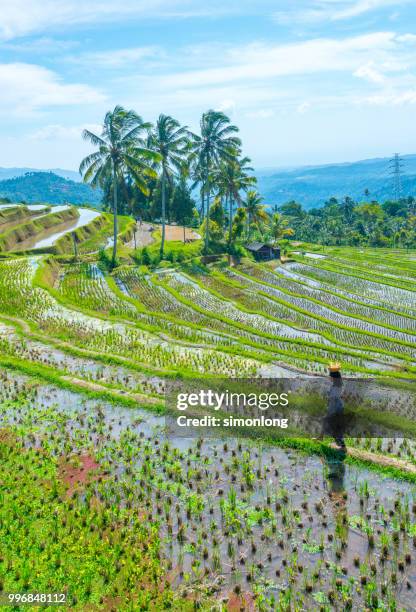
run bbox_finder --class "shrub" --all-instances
[141,247,152,266]
[98,247,118,270]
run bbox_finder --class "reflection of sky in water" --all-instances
[33,208,100,248]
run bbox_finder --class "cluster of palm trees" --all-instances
[79,105,274,266]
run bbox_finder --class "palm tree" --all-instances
[270,212,294,244]
[243,190,268,240]
[190,160,207,220]
[80,105,159,266]
[215,156,255,247]
[149,115,191,258]
[192,110,241,252]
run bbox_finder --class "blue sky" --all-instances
[0,0,416,171]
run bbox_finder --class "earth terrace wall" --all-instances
[54,213,107,254]
[54,214,135,255]
[0,205,52,228]
[0,207,79,252]
[15,214,135,256]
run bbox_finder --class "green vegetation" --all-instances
[1,107,416,610]
[0,205,49,227]
[150,114,191,257]
[279,197,416,247]
[0,171,101,205]
[0,243,415,608]
[1,369,416,610]
[0,206,78,252]
[0,430,188,610]
[80,107,160,266]
[134,238,202,265]
[54,212,109,254]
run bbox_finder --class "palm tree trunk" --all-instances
[160,167,166,258]
[72,232,78,261]
[200,188,204,219]
[205,186,210,254]
[112,162,118,267]
[204,165,210,254]
[228,196,233,246]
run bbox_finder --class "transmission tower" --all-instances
[389,153,404,201]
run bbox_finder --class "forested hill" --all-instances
[0,172,101,205]
[2,153,416,208]
[256,154,416,209]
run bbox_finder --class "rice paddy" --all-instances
[1,239,416,610]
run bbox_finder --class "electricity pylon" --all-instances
[389,153,404,201]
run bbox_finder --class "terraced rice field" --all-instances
[1,243,416,610]
[0,203,131,255]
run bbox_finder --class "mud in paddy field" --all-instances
[2,369,416,610]
[0,243,416,609]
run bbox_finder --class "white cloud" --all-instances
[114,29,416,126]
[274,0,410,24]
[28,123,102,140]
[156,32,402,89]
[354,62,386,83]
[0,1,166,40]
[0,0,277,41]
[396,34,416,43]
[2,37,79,53]
[69,46,162,68]
[363,90,416,105]
[0,63,105,114]
[330,0,405,20]
[297,102,311,114]
[245,109,275,119]
[217,98,236,113]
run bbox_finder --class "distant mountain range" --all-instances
[256,154,416,209]
[0,167,81,182]
[0,153,415,208]
[0,171,101,206]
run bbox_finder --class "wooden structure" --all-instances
[246,242,280,261]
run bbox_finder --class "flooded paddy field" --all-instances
[0,242,416,609]
[2,369,416,610]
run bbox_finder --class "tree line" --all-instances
[277,197,416,248]
[80,106,416,264]
[80,106,289,266]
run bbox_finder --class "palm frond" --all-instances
[82,129,107,148]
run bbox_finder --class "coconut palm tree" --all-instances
[215,156,256,247]
[192,110,241,252]
[80,105,159,267]
[244,190,268,240]
[190,159,207,220]
[270,212,294,244]
[149,115,191,258]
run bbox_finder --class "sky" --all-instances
[0,0,416,171]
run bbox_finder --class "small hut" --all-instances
[246,242,280,261]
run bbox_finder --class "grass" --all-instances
[1,239,416,607]
[0,207,78,252]
[155,269,416,379]
[0,205,49,227]
[0,434,191,610]
[132,237,203,265]
[1,369,416,610]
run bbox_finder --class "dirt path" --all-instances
[163,224,200,241]
[128,222,200,249]
[0,314,31,334]
[61,375,161,407]
[329,443,416,474]
[127,222,155,249]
